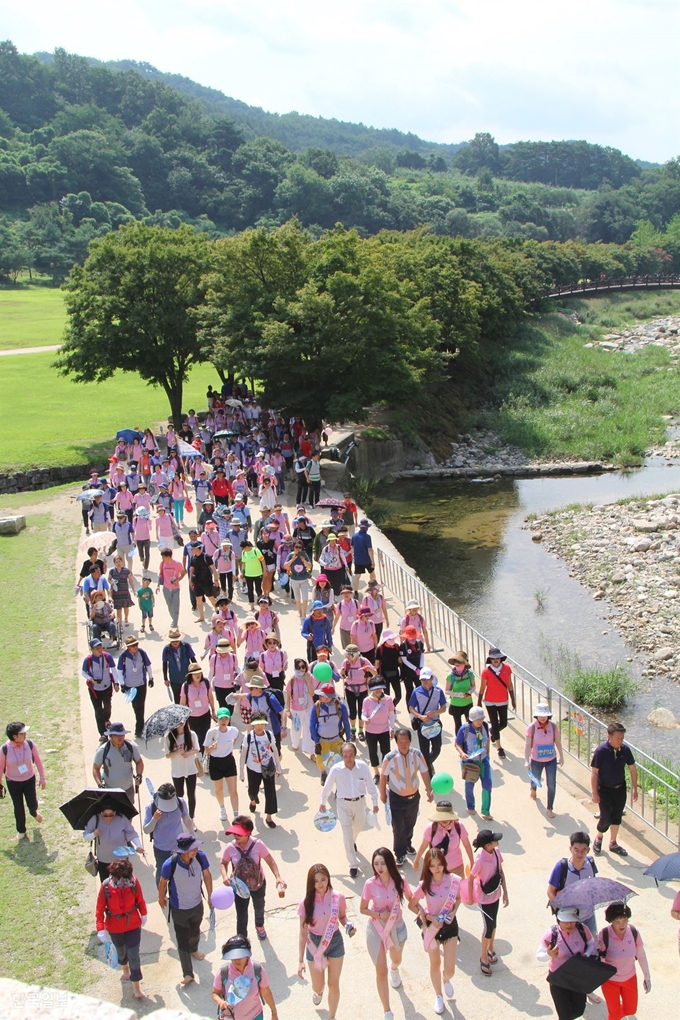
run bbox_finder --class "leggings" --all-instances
[382,670,402,706]
[365,729,390,768]
[245,575,263,604]
[448,702,472,734]
[486,703,508,743]
[136,539,150,570]
[480,897,500,939]
[173,498,185,524]
[172,774,197,818]
[219,572,234,599]
[345,688,366,724]
[7,776,39,834]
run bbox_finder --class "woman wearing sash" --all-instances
[297,864,351,1020]
[360,847,413,1020]
[409,848,461,1015]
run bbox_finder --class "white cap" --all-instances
[556,908,580,922]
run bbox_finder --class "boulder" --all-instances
[653,647,674,662]
[632,519,658,533]
[647,707,680,729]
[634,538,652,552]
[320,460,351,491]
[611,571,626,584]
[0,515,26,535]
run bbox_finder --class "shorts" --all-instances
[208,753,237,781]
[306,928,345,962]
[421,917,459,945]
[366,919,407,965]
[354,564,371,575]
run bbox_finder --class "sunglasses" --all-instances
[101,812,116,819]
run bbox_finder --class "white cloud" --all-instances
[2,0,678,160]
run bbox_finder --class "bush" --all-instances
[563,664,638,708]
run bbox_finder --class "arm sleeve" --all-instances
[309,707,319,743]
[95,883,107,931]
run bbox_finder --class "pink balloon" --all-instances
[212,884,235,910]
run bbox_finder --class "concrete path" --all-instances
[73,478,679,1020]
[0,344,61,356]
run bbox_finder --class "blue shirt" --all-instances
[408,684,446,717]
[351,529,373,566]
[160,849,210,909]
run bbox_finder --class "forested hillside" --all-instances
[0,42,679,282]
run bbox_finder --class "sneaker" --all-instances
[395,855,407,866]
[384,1012,394,1020]
[434,994,445,1015]
[358,730,366,742]
[593,837,603,855]
[349,867,359,878]
[444,980,454,998]
[256,926,267,940]
[374,774,380,785]
[497,748,506,759]
[609,843,628,857]
[320,770,327,784]
[312,992,323,1006]
[219,805,227,822]
[389,967,401,988]
[406,844,416,855]
[16,832,27,840]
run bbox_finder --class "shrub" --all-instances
[563,664,638,708]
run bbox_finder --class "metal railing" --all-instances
[543,274,680,299]
[376,546,680,847]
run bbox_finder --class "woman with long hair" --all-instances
[409,848,461,1015]
[298,864,352,1020]
[360,847,412,1020]
[165,721,201,820]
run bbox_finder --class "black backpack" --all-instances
[549,921,588,950]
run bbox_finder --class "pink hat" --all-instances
[316,573,329,584]
[378,628,398,646]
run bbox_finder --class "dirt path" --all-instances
[0,344,61,356]
[45,477,679,1020]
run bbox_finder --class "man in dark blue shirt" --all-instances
[590,722,637,857]
[351,518,375,597]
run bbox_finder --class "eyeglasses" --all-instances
[101,812,116,819]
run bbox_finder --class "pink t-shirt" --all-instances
[412,874,460,918]
[182,680,211,717]
[116,490,133,511]
[470,848,503,904]
[526,721,558,762]
[210,651,239,689]
[361,592,385,625]
[350,619,376,653]
[212,959,269,1020]
[674,890,680,939]
[361,876,412,927]
[421,820,468,870]
[542,923,594,972]
[134,518,151,541]
[298,889,346,937]
[0,739,45,783]
[362,694,395,734]
[337,597,359,631]
[259,649,288,676]
[598,924,643,982]
[159,559,183,589]
[287,674,311,712]
[242,627,265,658]
[221,837,270,880]
[342,656,372,694]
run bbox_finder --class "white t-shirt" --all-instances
[165,729,200,778]
[204,724,240,756]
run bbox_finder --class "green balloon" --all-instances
[312,661,333,683]
[431,772,454,796]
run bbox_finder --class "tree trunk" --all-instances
[165,383,184,430]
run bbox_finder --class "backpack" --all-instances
[549,921,588,951]
[148,794,187,843]
[601,925,638,956]
[102,739,134,776]
[554,855,598,893]
[315,699,344,738]
[102,876,140,925]
[219,961,263,1017]
[232,839,265,891]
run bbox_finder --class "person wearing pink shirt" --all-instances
[133,507,152,571]
[469,829,508,977]
[209,638,239,710]
[0,722,45,840]
[259,634,288,694]
[410,848,461,1015]
[298,864,351,1018]
[180,662,217,751]
[212,935,278,1020]
[361,580,389,642]
[155,505,175,552]
[114,483,134,522]
[360,848,413,1020]
[220,816,286,941]
[156,548,186,628]
[350,607,378,664]
[400,600,431,652]
[284,659,316,756]
[525,703,564,818]
[132,482,151,512]
[340,644,377,741]
[333,585,360,650]
[541,907,596,1020]
[598,902,650,1020]
[361,677,396,781]
[414,802,473,879]
[238,618,266,664]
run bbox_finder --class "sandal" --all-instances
[487,951,499,964]
[480,960,492,976]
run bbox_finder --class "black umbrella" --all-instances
[60,787,138,830]
[141,704,192,743]
[213,429,239,439]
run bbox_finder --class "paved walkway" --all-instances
[75,478,679,1020]
[0,344,61,356]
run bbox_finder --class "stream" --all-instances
[376,457,680,758]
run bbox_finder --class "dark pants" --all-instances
[171,903,204,978]
[235,880,266,937]
[550,984,587,1020]
[247,767,278,815]
[189,712,212,754]
[7,776,38,834]
[110,927,143,982]
[123,684,147,737]
[264,672,285,695]
[415,723,443,777]
[173,775,197,818]
[597,784,627,833]
[448,702,472,734]
[219,572,234,598]
[136,539,150,570]
[345,689,366,725]
[245,575,263,604]
[365,730,390,768]
[169,681,183,704]
[97,859,111,882]
[308,479,321,507]
[214,687,234,710]
[296,479,308,504]
[400,667,416,704]
[383,670,402,707]
[154,847,174,886]
[389,789,420,859]
[188,578,197,611]
[486,703,508,743]
[324,567,345,596]
[89,687,113,736]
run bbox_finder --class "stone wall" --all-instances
[1,977,204,1020]
[0,463,105,495]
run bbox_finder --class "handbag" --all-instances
[461,760,481,783]
[251,731,276,778]
[184,498,193,513]
[547,954,617,994]
[196,754,205,778]
[420,720,443,740]
[85,841,99,877]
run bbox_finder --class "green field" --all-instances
[0,285,67,350]
[0,353,219,471]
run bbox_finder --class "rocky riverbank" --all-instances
[529,493,680,684]
[584,315,680,355]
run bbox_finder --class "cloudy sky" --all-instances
[3,0,678,162]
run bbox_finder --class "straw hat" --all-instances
[186,662,203,677]
[428,801,459,823]
[167,627,183,641]
[448,651,469,666]
[263,631,281,646]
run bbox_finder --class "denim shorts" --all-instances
[305,928,345,961]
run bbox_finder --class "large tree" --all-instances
[57,222,211,425]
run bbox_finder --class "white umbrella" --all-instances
[76,489,103,501]
[226,398,243,408]
[79,531,115,553]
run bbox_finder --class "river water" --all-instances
[377,458,680,758]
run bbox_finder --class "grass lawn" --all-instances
[0,353,219,472]
[0,491,97,991]
[0,285,67,350]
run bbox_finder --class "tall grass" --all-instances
[539,639,638,708]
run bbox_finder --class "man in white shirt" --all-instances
[320,742,379,878]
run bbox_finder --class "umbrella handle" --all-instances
[137,786,145,852]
